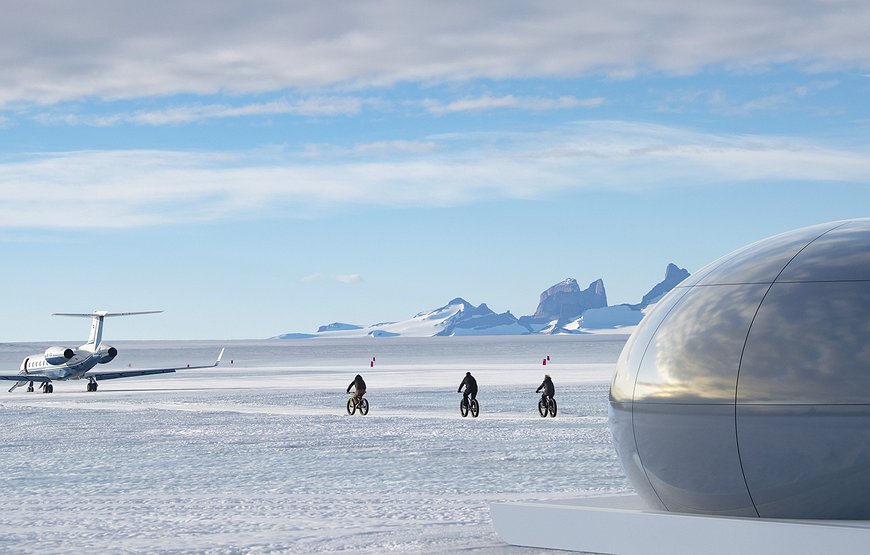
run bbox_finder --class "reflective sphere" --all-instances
[609,219,870,519]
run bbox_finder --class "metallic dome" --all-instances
[609,219,870,519]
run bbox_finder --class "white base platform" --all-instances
[490,495,870,554]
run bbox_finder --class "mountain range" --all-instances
[275,263,690,339]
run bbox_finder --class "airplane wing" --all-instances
[87,348,225,381]
[0,374,52,383]
[87,368,178,381]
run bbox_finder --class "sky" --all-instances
[2,0,870,341]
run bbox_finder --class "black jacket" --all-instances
[536,377,555,397]
[347,375,366,393]
[458,374,478,394]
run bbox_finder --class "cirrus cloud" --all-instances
[1,121,869,229]
[300,273,364,284]
[423,95,605,114]
[34,97,364,127]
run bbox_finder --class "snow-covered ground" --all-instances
[0,336,631,553]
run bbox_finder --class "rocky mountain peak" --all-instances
[532,277,608,323]
[638,263,690,308]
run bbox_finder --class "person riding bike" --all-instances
[347,374,367,407]
[457,371,478,405]
[536,374,555,405]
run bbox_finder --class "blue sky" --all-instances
[2,0,870,341]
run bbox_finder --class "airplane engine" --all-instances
[97,345,118,364]
[44,346,75,365]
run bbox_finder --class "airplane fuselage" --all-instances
[20,344,113,381]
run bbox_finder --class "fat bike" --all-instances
[537,395,557,417]
[347,395,369,416]
[460,396,480,418]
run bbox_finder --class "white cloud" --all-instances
[303,140,438,159]
[658,79,843,115]
[423,95,605,114]
[35,97,363,126]
[351,140,437,155]
[2,1,870,105]
[301,273,363,284]
[1,121,868,229]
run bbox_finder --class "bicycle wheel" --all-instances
[470,399,479,418]
[460,399,469,417]
[359,398,369,415]
[548,398,557,417]
[538,397,547,417]
[347,397,356,415]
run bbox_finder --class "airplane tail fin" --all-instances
[53,310,163,349]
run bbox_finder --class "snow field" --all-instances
[0,337,630,553]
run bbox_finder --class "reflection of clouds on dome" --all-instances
[609,218,870,519]
[635,285,766,402]
[609,288,688,402]
[740,282,870,404]
[777,223,870,282]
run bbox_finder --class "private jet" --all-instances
[0,311,224,393]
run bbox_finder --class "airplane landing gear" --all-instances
[86,379,98,392]
[27,381,34,392]
[40,382,53,393]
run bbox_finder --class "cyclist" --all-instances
[457,371,478,406]
[347,374,367,407]
[536,374,555,405]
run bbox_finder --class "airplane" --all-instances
[0,310,224,393]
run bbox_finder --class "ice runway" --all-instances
[0,336,631,553]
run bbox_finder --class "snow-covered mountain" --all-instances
[285,298,528,339]
[275,263,689,339]
[553,263,690,334]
